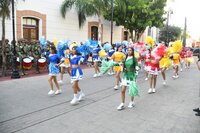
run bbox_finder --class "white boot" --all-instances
[128,101,135,108]
[78,90,85,101]
[70,94,79,105]
[117,103,125,110]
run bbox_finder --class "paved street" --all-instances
[0,64,200,133]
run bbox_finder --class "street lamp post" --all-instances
[110,0,114,45]
[183,17,187,47]
[11,0,20,79]
[166,9,173,46]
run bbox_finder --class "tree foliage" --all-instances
[104,0,166,41]
[60,0,109,28]
[0,0,11,76]
[159,25,182,43]
[60,0,109,43]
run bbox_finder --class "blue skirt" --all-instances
[93,55,101,62]
[49,63,59,76]
[71,67,83,82]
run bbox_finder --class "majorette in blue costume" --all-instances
[46,45,63,96]
[66,41,93,105]
[92,45,101,78]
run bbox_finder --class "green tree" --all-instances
[60,0,109,44]
[104,0,166,42]
[0,0,10,76]
[159,25,182,43]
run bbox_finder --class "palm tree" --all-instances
[0,0,10,76]
[60,0,109,45]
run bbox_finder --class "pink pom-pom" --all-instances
[151,43,167,61]
[135,42,146,54]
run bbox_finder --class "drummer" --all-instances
[17,39,26,75]
[32,41,41,73]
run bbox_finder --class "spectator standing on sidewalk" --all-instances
[193,54,200,116]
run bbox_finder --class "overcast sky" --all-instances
[168,0,200,40]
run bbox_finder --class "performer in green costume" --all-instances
[117,47,139,111]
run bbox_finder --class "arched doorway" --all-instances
[91,26,98,41]
[88,22,103,42]
[23,17,39,41]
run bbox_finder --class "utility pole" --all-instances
[110,0,114,45]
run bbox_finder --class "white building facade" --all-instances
[0,0,127,44]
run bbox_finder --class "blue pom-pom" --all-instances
[39,37,47,48]
[103,43,111,51]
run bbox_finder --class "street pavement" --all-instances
[0,64,200,133]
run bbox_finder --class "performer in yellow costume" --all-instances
[171,40,182,79]
[110,44,126,90]
[159,48,171,85]
[58,49,71,84]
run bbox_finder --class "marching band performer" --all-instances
[117,47,139,110]
[109,44,126,90]
[47,46,62,95]
[159,47,171,85]
[58,49,71,84]
[92,45,101,78]
[66,46,85,105]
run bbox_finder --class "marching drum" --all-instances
[23,57,33,70]
[38,57,46,69]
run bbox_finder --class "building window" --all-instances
[91,26,98,41]
[23,17,39,41]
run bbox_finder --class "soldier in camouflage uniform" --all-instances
[17,39,27,75]
[32,41,41,73]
